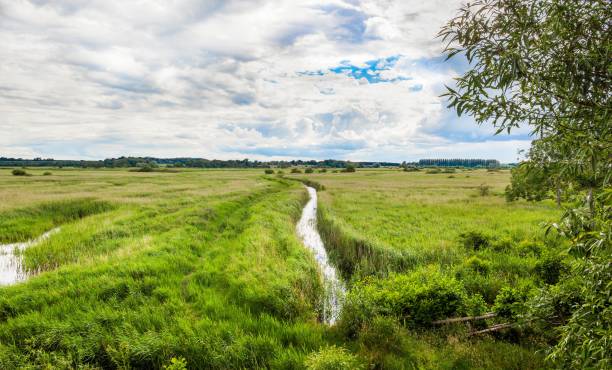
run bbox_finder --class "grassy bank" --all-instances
[0,169,329,368]
[287,168,562,368]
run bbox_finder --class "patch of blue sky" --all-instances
[328,55,412,84]
[297,55,413,85]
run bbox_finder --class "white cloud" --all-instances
[0,0,530,162]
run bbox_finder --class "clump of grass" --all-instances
[264,169,275,174]
[425,168,441,174]
[291,168,302,174]
[458,230,492,251]
[305,168,314,174]
[318,168,327,173]
[478,183,491,196]
[43,171,52,176]
[305,346,363,370]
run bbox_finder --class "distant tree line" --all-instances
[417,159,500,168]
[0,157,400,169]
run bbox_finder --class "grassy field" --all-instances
[0,167,562,369]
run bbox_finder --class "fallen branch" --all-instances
[433,312,497,325]
[469,323,514,336]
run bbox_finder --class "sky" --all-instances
[0,0,533,162]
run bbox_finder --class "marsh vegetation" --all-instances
[0,167,568,369]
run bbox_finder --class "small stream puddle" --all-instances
[0,228,59,286]
[297,186,345,325]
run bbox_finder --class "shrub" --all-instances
[340,269,468,331]
[277,170,284,175]
[464,294,488,316]
[305,346,363,370]
[305,168,314,174]
[342,165,356,173]
[458,231,491,250]
[535,253,568,285]
[447,175,455,178]
[442,168,456,173]
[478,183,491,196]
[42,171,52,176]
[403,166,419,172]
[318,168,327,173]
[425,168,441,174]
[11,169,28,176]
[291,168,302,174]
[164,357,187,370]
[264,169,274,174]
[493,287,528,319]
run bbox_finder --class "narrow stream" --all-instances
[297,186,345,325]
[0,228,59,286]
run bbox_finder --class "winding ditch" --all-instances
[0,228,59,286]
[297,186,345,325]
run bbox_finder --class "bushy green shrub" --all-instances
[305,168,314,174]
[264,169,274,174]
[464,294,488,316]
[460,273,505,303]
[458,231,491,250]
[340,269,469,332]
[11,169,28,176]
[403,166,420,172]
[342,165,356,173]
[535,253,568,285]
[305,346,363,370]
[493,287,528,319]
[318,168,327,173]
[277,170,284,175]
[42,171,52,176]
[164,357,187,370]
[291,168,302,174]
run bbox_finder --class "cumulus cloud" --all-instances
[0,0,531,162]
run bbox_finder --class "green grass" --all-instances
[0,167,562,368]
[0,199,114,244]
